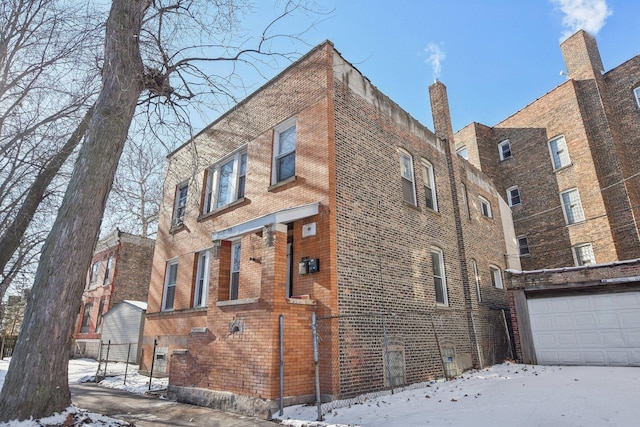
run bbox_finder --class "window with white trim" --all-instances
[490,265,503,289]
[399,149,417,206]
[421,160,437,211]
[634,87,640,108]
[203,149,247,214]
[472,259,481,302]
[80,302,93,334]
[272,118,296,184]
[193,250,210,308]
[172,182,188,227]
[456,146,469,160]
[479,196,492,218]
[89,261,101,288]
[103,257,113,285]
[507,186,521,207]
[229,240,241,300]
[498,139,512,161]
[573,243,595,266]
[431,248,448,306]
[548,135,571,170]
[517,236,530,256]
[162,260,178,311]
[561,188,586,224]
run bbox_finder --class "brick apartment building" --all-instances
[141,41,520,418]
[455,30,640,270]
[73,229,154,358]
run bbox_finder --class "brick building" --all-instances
[455,30,640,270]
[141,41,519,418]
[73,229,155,358]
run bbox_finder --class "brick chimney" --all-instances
[429,80,454,142]
[560,30,604,81]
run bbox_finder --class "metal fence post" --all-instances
[381,315,394,394]
[148,339,157,391]
[311,313,323,422]
[95,340,104,378]
[279,314,284,417]
[124,343,132,385]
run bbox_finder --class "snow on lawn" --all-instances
[276,362,640,427]
[0,357,167,426]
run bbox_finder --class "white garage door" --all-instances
[527,292,640,366]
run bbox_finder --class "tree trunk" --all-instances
[0,104,95,304]
[0,0,147,420]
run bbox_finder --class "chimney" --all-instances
[429,80,454,142]
[560,30,604,80]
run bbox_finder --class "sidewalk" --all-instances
[70,383,276,427]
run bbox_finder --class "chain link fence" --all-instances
[313,308,512,415]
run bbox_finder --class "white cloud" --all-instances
[424,43,446,80]
[552,0,613,41]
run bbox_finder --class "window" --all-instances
[230,241,241,300]
[421,160,438,211]
[399,149,417,205]
[498,139,512,161]
[193,250,210,308]
[548,135,571,170]
[561,188,586,224]
[103,257,113,285]
[273,118,296,183]
[203,149,247,214]
[431,248,448,306]
[634,87,640,108]
[89,261,101,288]
[490,265,503,289]
[472,259,481,302]
[573,243,595,266]
[80,303,93,334]
[162,261,178,311]
[518,236,530,256]
[172,182,188,226]
[95,299,105,333]
[479,196,492,218]
[507,186,521,207]
[456,146,469,160]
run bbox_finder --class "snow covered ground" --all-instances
[1,358,640,426]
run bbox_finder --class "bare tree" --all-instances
[0,0,101,303]
[0,0,322,420]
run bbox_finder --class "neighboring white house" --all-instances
[101,300,147,363]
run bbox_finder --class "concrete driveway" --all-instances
[70,383,275,427]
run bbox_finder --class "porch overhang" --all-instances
[211,202,320,241]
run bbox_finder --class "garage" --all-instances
[527,292,640,366]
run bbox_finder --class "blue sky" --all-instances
[247,0,640,132]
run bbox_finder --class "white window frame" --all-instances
[203,148,247,214]
[399,149,417,206]
[421,159,438,211]
[456,146,469,160]
[89,261,101,288]
[103,257,113,285]
[479,196,492,218]
[560,188,586,224]
[490,265,503,289]
[162,260,178,312]
[472,259,481,302]
[172,182,188,226]
[193,250,210,308]
[548,135,571,170]
[272,117,296,184]
[498,139,512,161]
[573,243,596,266]
[230,240,242,300]
[507,186,521,207]
[634,87,640,108]
[517,236,530,256]
[431,247,448,306]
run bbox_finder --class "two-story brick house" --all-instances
[455,30,640,270]
[141,41,519,418]
[73,229,154,358]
